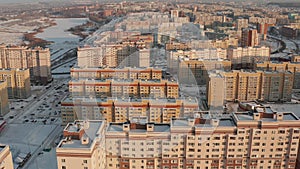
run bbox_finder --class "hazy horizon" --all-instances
[0,0,299,4]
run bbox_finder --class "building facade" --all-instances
[71,67,162,80]
[0,81,9,116]
[208,70,294,103]
[0,144,14,169]
[256,61,300,89]
[57,106,300,169]
[0,45,52,84]
[227,46,270,69]
[0,68,31,99]
[61,97,199,125]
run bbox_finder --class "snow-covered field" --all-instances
[27,148,57,169]
[0,123,57,166]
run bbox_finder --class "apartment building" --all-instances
[61,97,199,125]
[260,71,294,102]
[0,45,52,84]
[256,61,300,89]
[71,67,162,80]
[208,70,294,103]
[249,16,277,25]
[194,13,225,25]
[56,120,106,169]
[69,79,179,98]
[188,38,239,50]
[236,18,249,30]
[77,45,123,68]
[177,59,231,85]
[206,73,225,109]
[0,81,9,116]
[227,46,270,69]
[241,28,259,47]
[58,106,300,169]
[167,49,228,73]
[0,144,14,169]
[0,68,31,99]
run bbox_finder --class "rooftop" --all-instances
[58,120,104,149]
[107,122,170,133]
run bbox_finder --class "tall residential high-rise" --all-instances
[0,68,31,99]
[177,59,231,85]
[0,81,9,116]
[241,28,259,47]
[227,46,270,69]
[256,61,300,89]
[207,70,294,102]
[206,72,224,109]
[0,144,14,169]
[57,106,300,169]
[0,45,52,84]
[77,45,123,68]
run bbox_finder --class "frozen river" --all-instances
[35,18,88,60]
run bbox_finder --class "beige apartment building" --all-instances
[0,68,31,99]
[0,144,14,169]
[206,73,225,109]
[256,61,300,89]
[61,97,199,125]
[227,46,270,69]
[194,13,225,25]
[207,70,294,104]
[71,67,162,80]
[0,81,9,116]
[189,38,239,49]
[56,120,106,169]
[57,105,300,169]
[177,59,231,85]
[236,18,249,30]
[69,79,179,99]
[0,45,52,84]
[167,49,228,73]
[249,16,277,25]
[78,45,151,68]
[77,45,123,68]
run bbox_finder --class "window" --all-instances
[83,160,88,164]
[61,159,65,163]
[62,167,66,169]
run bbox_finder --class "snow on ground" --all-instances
[0,123,57,159]
[51,59,76,74]
[0,32,24,45]
[26,147,57,169]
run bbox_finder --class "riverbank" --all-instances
[23,21,57,47]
